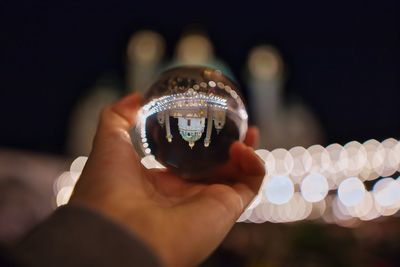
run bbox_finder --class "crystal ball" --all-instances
[131,66,248,178]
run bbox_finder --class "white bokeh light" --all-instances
[373,177,400,208]
[141,155,166,169]
[263,175,294,205]
[347,191,374,218]
[237,208,254,222]
[54,172,75,193]
[309,199,326,220]
[268,149,294,176]
[289,146,312,182]
[300,173,329,202]
[332,196,353,221]
[308,145,331,174]
[358,195,381,221]
[56,186,74,207]
[260,202,277,223]
[338,177,365,207]
[343,141,367,177]
[246,203,269,223]
[381,138,400,177]
[70,156,88,181]
[326,144,349,184]
[360,139,385,180]
[255,149,270,163]
[246,193,263,210]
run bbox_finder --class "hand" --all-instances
[70,93,265,267]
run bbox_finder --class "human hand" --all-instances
[70,93,265,267]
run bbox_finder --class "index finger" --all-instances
[92,93,142,148]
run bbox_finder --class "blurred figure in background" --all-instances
[126,30,166,93]
[68,30,166,157]
[0,178,44,245]
[246,45,324,149]
[0,150,66,246]
[67,74,120,156]
[168,29,233,78]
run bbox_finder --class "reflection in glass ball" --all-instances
[131,66,248,178]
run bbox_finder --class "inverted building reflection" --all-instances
[155,89,227,148]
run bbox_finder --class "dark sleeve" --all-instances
[11,205,162,267]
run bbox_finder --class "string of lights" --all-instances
[54,137,400,227]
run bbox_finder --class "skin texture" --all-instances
[70,93,265,267]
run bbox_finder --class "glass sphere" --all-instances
[131,66,248,178]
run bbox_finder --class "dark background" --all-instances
[0,0,399,155]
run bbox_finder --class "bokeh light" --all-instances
[338,177,365,207]
[268,148,294,176]
[263,175,294,205]
[301,173,329,203]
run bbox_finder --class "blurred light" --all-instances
[247,45,283,81]
[56,186,74,207]
[335,195,352,217]
[237,208,254,222]
[360,139,385,180]
[348,191,373,218]
[252,203,270,223]
[246,193,263,210]
[278,201,293,222]
[127,30,165,63]
[300,173,329,202]
[375,200,399,216]
[322,195,336,224]
[326,143,348,184]
[70,156,88,181]
[381,138,400,177]
[343,141,367,177]
[284,192,311,222]
[289,146,312,182]
[308,145,331,173]
[332,196,353,221]
[263,175,294,205]
[308,199,326,220]
[302,199,314,220]
[54,171,75,194]
[245,204,265,223]
[373,177,400,208]
[269,148,294,176]
[359,197,381,221]
[140,155,166,169]
[338,177,365,207]
[208,81,216,88]
[266,203,283,223]
[176,33,214,64]
[255,149,270,163]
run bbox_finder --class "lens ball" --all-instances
[131,66,248,178]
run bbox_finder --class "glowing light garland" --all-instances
[55,138,400,227]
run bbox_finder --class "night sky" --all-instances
[0,1,399,154]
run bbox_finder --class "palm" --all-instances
[71,93,265,267]
[142,140,264,203]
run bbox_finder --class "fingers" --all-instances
[91,93,142,153]
[208,141,265,195]
[78,93,145,185]
[97,93,142,136]
[231,183,258,210]
[243,126,259,148]
[148,169,205,199]
[181,183,255,232]
[229,142,265,193]
[229,142,263,177]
